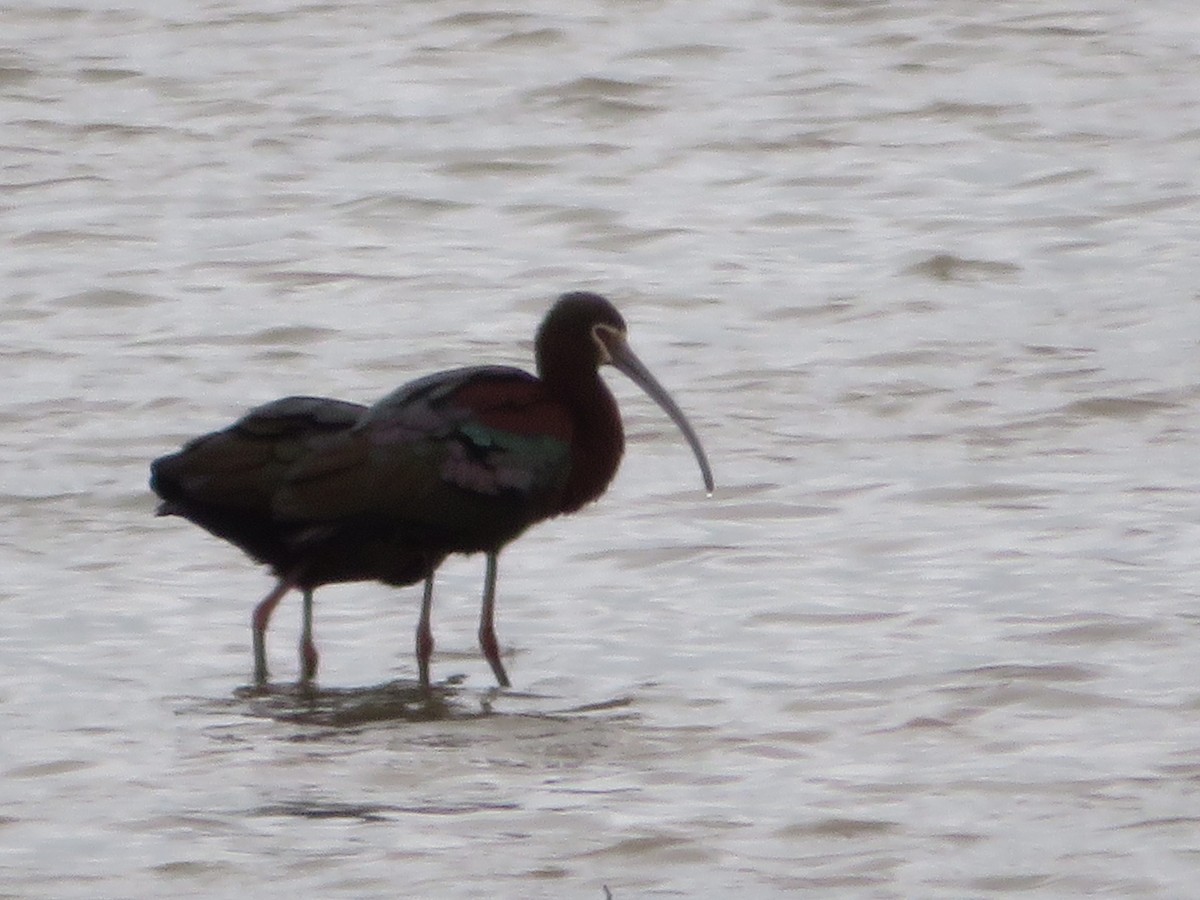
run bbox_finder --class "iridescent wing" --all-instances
[275,367,574,551]
[150,396,368,565]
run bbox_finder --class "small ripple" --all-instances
[969,874,1052,891]
[0,63,36,87]
[621,43,729,63]
[1014,167,1095,189]
[1060,395,1182,421]
[59,289,160,309]
[487,27,567,50]
[246,269,396,287]
[434,10,534,28]
[439,158,556,177]
[254,799,518,821]
[531,76,662,119]
[334,192,470,216]
[13,229,152,246]
[778,817,900,839]
[907,482,1059,507]
[1,176,107,194]
[902,253,1022,282]
[579,832,712,864]
[239,324,338,345]
[1106,194,1200,217]
[78,66,142,83]
[1011,618,1163,647]
[1115,815,1200,832]
[748,610,901,627]
[953,663,1100,682]
[7,758,95,778]
[572,224,690,252]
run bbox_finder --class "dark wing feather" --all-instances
[152,396,366,513]
[150,396,369,572]
[275,367,574,552]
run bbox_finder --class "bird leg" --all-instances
[299,588,318,683]
[416,573,435,691]
[252,579,292,684]
[478,552,511,688]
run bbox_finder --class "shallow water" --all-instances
[3,0,1200,896]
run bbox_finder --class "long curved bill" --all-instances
[604,332,715,495]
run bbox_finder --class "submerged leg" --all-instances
[299,588,318,683]
[252,579,291,684]
[478,552,511,688]
[416,573,435,691]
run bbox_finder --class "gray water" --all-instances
[3,1,1200,896]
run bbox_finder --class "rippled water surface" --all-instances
[4,1,1200,896]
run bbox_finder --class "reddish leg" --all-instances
[416,574,435,691]
[299,588,318,683]
[252,579,291,684]
[478,552,511,688]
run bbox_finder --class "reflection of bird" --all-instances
[151,291,714,689]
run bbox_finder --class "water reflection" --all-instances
[235,678,468,726]
[184,678,639,729]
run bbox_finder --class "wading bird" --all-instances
[151,291,713,689]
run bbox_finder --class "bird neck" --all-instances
[542,364,625,515]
